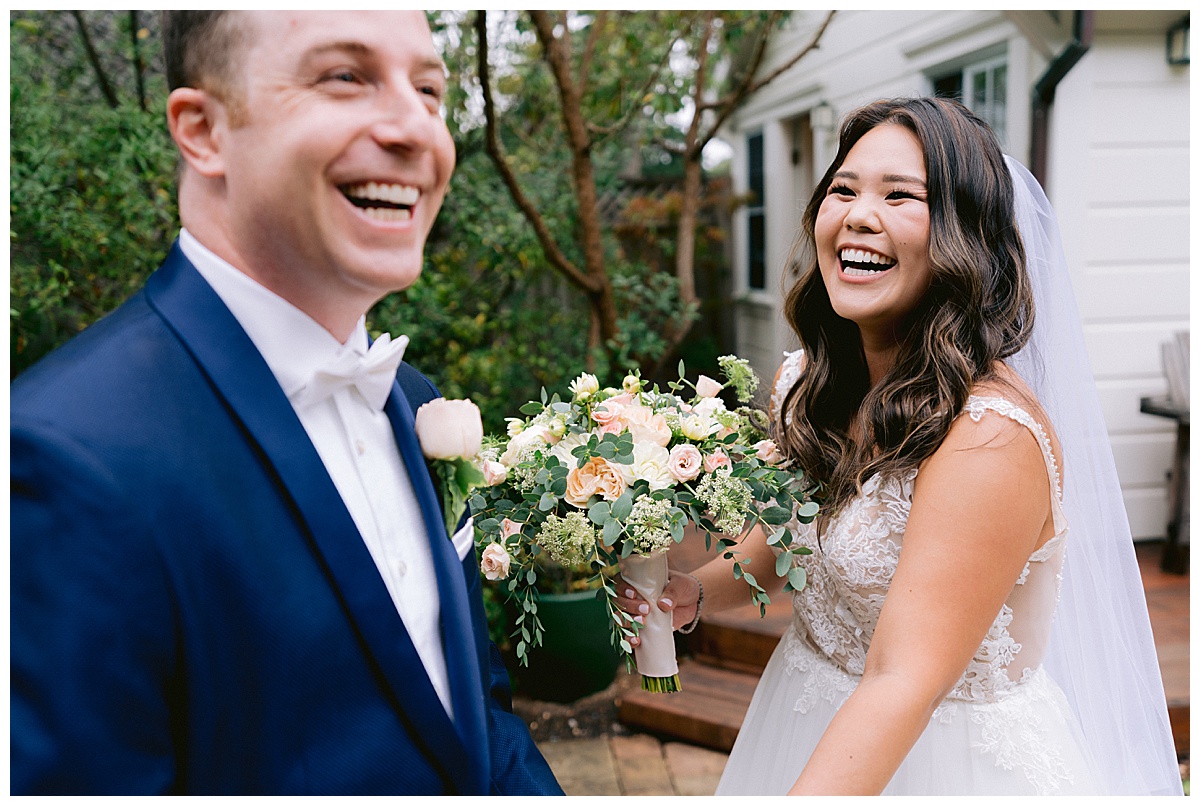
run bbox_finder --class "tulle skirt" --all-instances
[715,629,1101,795]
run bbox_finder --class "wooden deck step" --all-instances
[617,658,758,752]
[688,597,791,674]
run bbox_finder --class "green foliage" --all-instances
[10,12,177,377]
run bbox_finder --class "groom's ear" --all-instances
[166,87,228,179]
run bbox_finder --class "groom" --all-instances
[11,11,561,795]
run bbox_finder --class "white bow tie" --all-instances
[294,333,409,411]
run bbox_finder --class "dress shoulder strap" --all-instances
[963,395,1066,536]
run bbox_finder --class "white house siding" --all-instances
[1047,11,1190,538]
[727,10,1189,538]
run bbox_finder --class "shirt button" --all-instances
[355,438,366,455]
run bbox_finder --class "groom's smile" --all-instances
[340,181,420,222]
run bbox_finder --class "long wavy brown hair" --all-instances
[778,97,1034,516]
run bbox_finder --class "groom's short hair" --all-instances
[162,11,250,124]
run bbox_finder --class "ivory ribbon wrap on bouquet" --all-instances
[618,551,678,681]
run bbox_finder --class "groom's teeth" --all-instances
[344,182,420,205]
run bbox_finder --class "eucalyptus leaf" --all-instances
[787,565,807,591]
[611,493,633,521]
[775,550,792,577]
[760,505,791,525]
[589,501,611,524]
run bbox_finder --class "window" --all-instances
[747,132,766,291]
[932,54,1008,144]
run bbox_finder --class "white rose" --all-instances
[505,418,524,438]
[499,424,551,467]
[692,396,727,418]
[549,431,590,468]
[622,374,642,394]
[414,399,483,460]
[618,442,674,491]
[695,375,723,398]
[480,543,512,580]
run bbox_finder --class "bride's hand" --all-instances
[613,570,702,646]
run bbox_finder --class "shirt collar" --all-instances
[178,228,370,400]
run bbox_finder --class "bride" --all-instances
[617,97,1180,795]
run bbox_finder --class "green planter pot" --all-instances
[517,589,621,703]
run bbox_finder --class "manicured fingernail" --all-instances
[634,615,644,625]
[660,598,674,609]
[638,604,649,614]
[625,589,635,598]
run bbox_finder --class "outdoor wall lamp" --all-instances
[1167,15,1189,66]
[810,101,835,132]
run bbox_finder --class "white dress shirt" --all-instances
[179,229,454,719]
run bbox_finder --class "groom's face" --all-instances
[214,11,456,329]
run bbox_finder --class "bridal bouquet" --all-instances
[469,356,817,693]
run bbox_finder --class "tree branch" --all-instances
[129,11,146,112]
[474,10,597,293]
[72,10,118,109]
[577,10,606,94]
[697,10,836,150]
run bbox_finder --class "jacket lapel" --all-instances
[384,389,490,793]
[143,245,477,789]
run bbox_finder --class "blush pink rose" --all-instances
[591,400,625,432]
[482,459,508,486]
[668,444,703,482]
[480,543,512,580]
[695,375,723,398]
[703,448,731,474]
[500,518,523,539]
[622,405,672,447]
[754,439,784,465]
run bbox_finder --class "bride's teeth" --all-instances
[363,207,413,222]
[845,267,875,277]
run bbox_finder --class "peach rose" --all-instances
[500,517,523,539]
[668,443,703,482]
[565,457,627,507]
[703,448,731,474]
[480,543,512,580]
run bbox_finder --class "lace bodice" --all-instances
[772,351,1067,704]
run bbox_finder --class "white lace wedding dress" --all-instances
[715,351,1101,795]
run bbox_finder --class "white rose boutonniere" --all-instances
[415,398,487,537]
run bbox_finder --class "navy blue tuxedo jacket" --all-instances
[11,244,561,795]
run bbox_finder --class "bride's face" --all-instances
[814,123,932,346]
